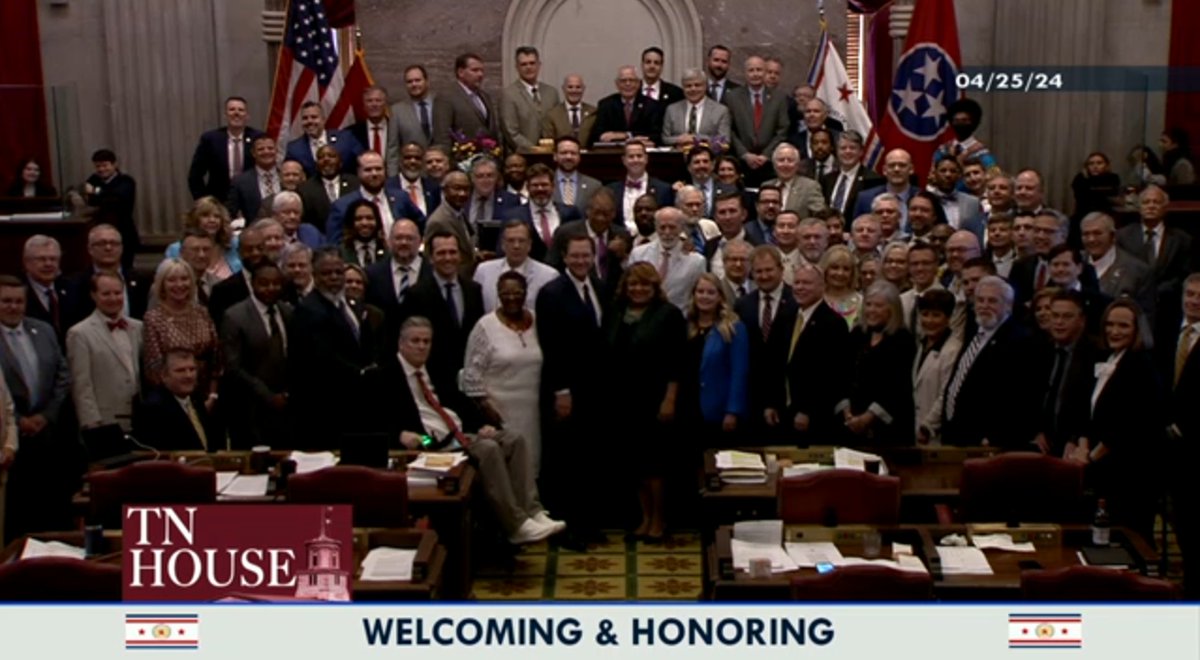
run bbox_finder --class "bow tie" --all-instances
[942,192,958,202]
[626,180,642,190]
[107,318,128,331]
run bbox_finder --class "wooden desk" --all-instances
[521,147,690,185]
[705,523,1161,601]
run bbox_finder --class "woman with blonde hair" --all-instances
[142,259,221,407]
[680,273,749,449]
[820,244,862,328]
[880,242,910,292]
[165,196,241,279]
[837,281,916,445]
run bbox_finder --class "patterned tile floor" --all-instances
[473,531,704,601]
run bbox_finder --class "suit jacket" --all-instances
[443,83,499,144]
[504,202,583,262]
[545,219,629,288]
[735,286,798,418]
[1116,223,1195,330]
[590,93,662,146]
[287,224,324,250]
[284,130,362,177]
[21,275,75,344]
[788,99,844,135]
[940,317,1038,448]
[364,257,432,320]
[66,311,142,430]
[1170,322,1200,443]
[1086,349,1163,492]
[662,98,731,145]
[395,274,483,379]
[325,188,426,244]
[1033,337,1102,453]
[763,175,827,217]
[220,297,292,447]
[365,352,482,441]
[725,87,789,158]
[85,172,137,239]
[940,192,986,240]
[708,79,741,104]
[1008,255,1101,311]
[605,177,673,226]
[913,333,961,440]
[386,94,450,168]
[225,168,271,220]
[132,387,217,451]
[788,127,842,161]
[767,300,850,440]
[423,203,476,277]
[384,175,442,218]
[1092,248,1155,317]
[535,273,607,405]
[852,184,916,222]
[697,320,750,423]
[501,80,560,151]
[0,318,70,429]
[551,173,602,214]
[187,126,264,201]
[645,80,685,107]
[63,268,148,330]
[541,102,598,146]
[821,168,885,218]
[844,327,917,444]
[298,174,359,230]
[348,119,392,163]
[207,270,250,329]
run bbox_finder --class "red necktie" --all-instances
[372,125,382,154]
[753,92,763,133]
[644,86,655,99]
[408,183,421,208]
[537,207,552,244]
[626,179,642,190]
[1035,261,1047,290]
[760,292,774,341]
[415,371,469,447]
[624,101,633,127]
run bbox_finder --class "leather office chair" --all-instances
[779,469,901,526]
[0,557,122,601]
[947,453,1085,524]
[1021,566,1180,601]
[790,564,934,601]
[287,466,409,528]
[88,461,217,527]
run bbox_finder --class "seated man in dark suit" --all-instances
[396,231,483,380]
[370,316,565,545]
[134,349,220,452]
[187,96,264,202]
[590,65,662,146]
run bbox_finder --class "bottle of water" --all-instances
[1091,498,1111,546]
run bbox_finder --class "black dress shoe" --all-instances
[557,533,589,553]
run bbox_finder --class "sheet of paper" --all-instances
[784,541,845,567]
[971,533,1036,553]
[834,555,928,573]
[219,474,270,498]
[20,538,86,560]
[408,452,468,473]
[937,546,994,575]
[290,451,338,474]
[893,542,914,556]
[359,547,417,581]
[782,463,826,478]
[715,450,766,471]
[730,539,798,573]
[405,473,439,490]
[732,519,783,546]
[833,447,889,475]
[216,471,239,493]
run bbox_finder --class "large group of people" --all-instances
[1,44,1198,596]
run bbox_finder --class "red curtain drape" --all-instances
[1165,0,1199,144]
[0,0,52,191]
[322,0,356,28]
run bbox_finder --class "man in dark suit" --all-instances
[298,145,359,230]
[1031,291,1100,456]
[287,248,378,450]
[208,222,268,327]
[505,163,581,263]
[187,96,264,201]
[851,148,916,225]
[821,130,884,218]
[348,86,393,164]
[545,189,629,293]
[764,263,850,445]
[941,276,1037,449]
[20,235,75,344]
[787,84,845,137]
[465,157,522,250]
[1009,210,1097,311]
[1116,185,1195,338]
[385,142,441,218]
[220,262,292,449]
[640,47,685,106]
[788,98,842,162]
[396,232,483,380]
[606,142,673,227]
[0,275,74,542]
[706,192,765,278]
[63,224,147,329]
[735,245,797,437]
[726,55,789,186]
[134,349,220,452]
[535,234,609,546]
[590,65,662,146]
[444,53,500,144]
[284,101,362,177]
[85,149,138,271]
[325,152,425,244]
[365,219,429,323]
[1168,274,1200,599]
[226,135,280,221]
[705,44,741,103]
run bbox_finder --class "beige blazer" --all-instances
[912,334,961,439]
[66,310,143,431]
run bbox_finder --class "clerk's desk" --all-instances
[705,523,1161,601]
[700,445,999,528]
[1,528,446,601]
[74,450,475,599]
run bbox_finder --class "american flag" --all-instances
[266,0,371,145]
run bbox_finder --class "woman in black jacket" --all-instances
[838,281,916,446]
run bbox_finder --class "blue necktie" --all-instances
[445,282,460,327]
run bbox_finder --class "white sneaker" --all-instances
[508,518,555,545]
[533,512,567,536]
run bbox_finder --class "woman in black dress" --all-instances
[838,281,916,445]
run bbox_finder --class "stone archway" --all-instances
[502,0,703,105]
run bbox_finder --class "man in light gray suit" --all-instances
[444,53,499,145]
[66,271,142,434]
[726,55,789,185]
[386,65,449,175]
[501,46,560,152]
[551,137,602,214]
[1080,211,1155,316]
[221,262,293,449]
[662,68,731,146]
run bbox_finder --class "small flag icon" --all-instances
[1009,613,1082,649]
[125,614,200,650]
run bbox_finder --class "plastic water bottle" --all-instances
[1091,498,1111,546]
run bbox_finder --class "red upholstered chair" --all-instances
[948,453,1085,524]
[778,469,901,526]
[1021,566,1180,601]
[88,461,217,527]
[790,564,934,601]
[287,466,409,528]
[0,557,122,601]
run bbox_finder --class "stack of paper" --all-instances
[408,452,467,475]
[714,450,768,484]
[833,447,889,475]
[20,539,86,560]
[731,520,796,573]
[784,541,844,567]
[936,546,994,575]
[359,547,417,581]
[217,473,270,499]
[782,463,826,479]
[835,555,928,573]
[290,451,338,474]
[971,533,1036,553]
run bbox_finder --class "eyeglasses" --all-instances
[90,240,121,248]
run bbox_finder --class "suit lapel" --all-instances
[92,315,132,377]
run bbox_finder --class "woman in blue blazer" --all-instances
[680,273,750,449]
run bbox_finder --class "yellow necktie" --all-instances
[185,400,209,451]
[785,311,806,407]
[1177,325,1195,387]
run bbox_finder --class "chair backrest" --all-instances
[0,557,122,601]
[790,564,934,601]
[1021,566,1180,601]
[779,469,901,526]
[287,466,409,528]
[89,461,217,527]
[958,453,1085,523]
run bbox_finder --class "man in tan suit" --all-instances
[764,143,826,217]
[542,75,597,147]
[66,271,143,434]
[444,53,499,144]
[423,171,478,276]
[501,47,560,152]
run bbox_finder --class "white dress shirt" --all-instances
[708,229,746,279]
[392,256,422,301]
[529,202,561,244]
[365,119,388,154]
[642,80,662,100]
[686,101,705,134]
[622,174,648,223]
[227,132,245,178]
[361,188,396,237]
[1089,246,1117,281]
[399,353,462,438]
[473,256,558,313]
[628,240,707,309]
[309,131,330,161]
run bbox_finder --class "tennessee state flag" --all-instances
[874,0,962,183]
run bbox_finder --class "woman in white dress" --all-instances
[462,271,544,475]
